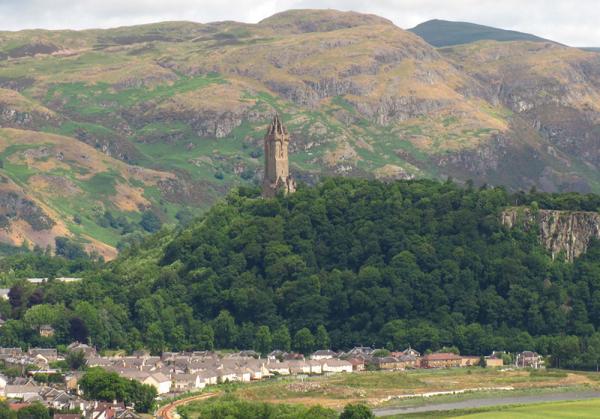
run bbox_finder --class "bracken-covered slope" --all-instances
[0,9,600,253]
[0,128,175,259]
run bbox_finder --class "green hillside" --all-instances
[409,19,552,47]
[1,179,600,370]
[2,9,600,255]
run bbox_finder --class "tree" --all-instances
[70,317,89,343]
[254,326,272,356]
[190,321,214,350]
[140,211,162,233]
[16,402,50,419]
[585,333,600,372]
[213,310,237,349]
[272,325,291,352]
[293,328,315,355]
[0,400,13,419]
[66,350,87,371]
[79,368,157,413]
[23,304,62,330]
[55,237,88,260]
[8,284,24,311]
[339,403,375,419]
[315,325,330,350]
[146,322,165,354]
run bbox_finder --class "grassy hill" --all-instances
[0,128,178,259]
[1,9,600,254]
[409,19,552,47]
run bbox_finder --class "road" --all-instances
[155,392,218,419]
[373,390,600,416]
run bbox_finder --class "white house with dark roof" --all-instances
[321,359,353,373]
[311,350,337,360]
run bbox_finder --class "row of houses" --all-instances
[0,343,545,402]
[0,379,139,419]
[306,347,544,370]
[85,351,356,395]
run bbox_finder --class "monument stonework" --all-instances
[262,114,296,197]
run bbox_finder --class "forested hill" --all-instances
[409,19,551,47]
[1,179,600,368]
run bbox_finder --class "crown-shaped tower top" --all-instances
[267,113,288,137]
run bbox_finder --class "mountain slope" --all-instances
[1,10,600,253]
[0,128,177,259]
[409,19,552,47]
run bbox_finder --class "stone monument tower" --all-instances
[262,114,296,198]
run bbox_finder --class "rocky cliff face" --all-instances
[502,208,600,261]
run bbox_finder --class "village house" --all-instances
[0,348,22,356]
[391,347,421,360]
[460,356,481,367]
[347,358,365,372]
[515,351,544,369]
[67,342,97,357]
[88,401,128,419]
[172,374,205,392]
[197,370,219,386]
[402,347,421,358]
[39,325,55,338]
[144,372,171,394]
[4,382,40,399]
[40,387,81,410]
[485,355,504,367]
[371,356,403,370]
[307,360,322,374]
[345,347,374,358]
[321,359,353,373]
[267,361,291,375]
[398,354,420,369]
[267,350,287,361]
[288,360,311,375]
[311,350,337,360]
[218,369,240,383]
[65,372,83,393]
[28,348,58,362]
[118,371,171,395]
[420,353,462,368]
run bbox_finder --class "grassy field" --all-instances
[397,398,600,418]
[176,369,600,418]
[224,368,600,411]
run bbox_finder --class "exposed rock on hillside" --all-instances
[3,10,600,253]
[502,207,600,261]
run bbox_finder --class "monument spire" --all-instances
[262,114,296,197]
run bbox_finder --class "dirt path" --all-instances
[155,392,218,419]
[373,390,600,416]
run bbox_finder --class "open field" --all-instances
[394,398,600,418]
[179,368,600,413]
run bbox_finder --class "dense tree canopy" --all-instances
[79,368,157,413]
[1,179,600,369]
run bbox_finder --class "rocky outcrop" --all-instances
[502,207,600,261]
[0,106,33,125]
[0,191,55,231]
